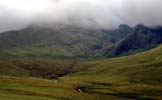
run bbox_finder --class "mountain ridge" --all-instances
[0,25,116,58]
[1,24,162,58]
[105,24,162,57]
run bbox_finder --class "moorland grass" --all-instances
[1,45,162,99]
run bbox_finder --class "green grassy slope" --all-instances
[1,45,162,99]
[0,58,74,79]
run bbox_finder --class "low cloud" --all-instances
[0,0,162,32]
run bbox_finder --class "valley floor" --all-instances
[1,75,162,100]
[1,45,162,100]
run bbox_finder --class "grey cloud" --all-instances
[0,0,162,32]
[120,0,162,27]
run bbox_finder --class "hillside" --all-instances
[0,58,75,79]
[0,44,162,99]
[0,24,134,58]
[0,25,119,58]
[1,24,162,58]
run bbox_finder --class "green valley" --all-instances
[0,0,162,99]
[0,44,162,100]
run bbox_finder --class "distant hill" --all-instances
[105,24,162,57]
[1,24,162,58]
[0,25,131,58]
[0,25,111,58]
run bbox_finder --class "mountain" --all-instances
[0,25,132,58]
[1,24,162,58]
[105,24,162,57]
[101,24,132,41]
[0,25,115,58]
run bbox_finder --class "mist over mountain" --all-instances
[1,1,162,100]
[1,0,162,32]
[1,0,162,58]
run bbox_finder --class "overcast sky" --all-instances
[0,0,162,32]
